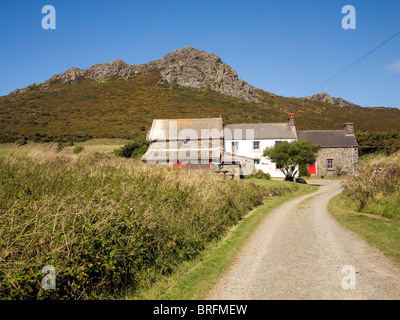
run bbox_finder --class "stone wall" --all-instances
[315,147,359,177]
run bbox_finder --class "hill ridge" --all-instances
[12,47,264,103]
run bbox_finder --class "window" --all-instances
[275,141,282,145]
[254,159,260,165]
[253,141,260,151]
[232,141,239,151]
[327,158,334,170]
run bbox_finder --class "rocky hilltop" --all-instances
[14,47,263,102]
[300,92,358,107]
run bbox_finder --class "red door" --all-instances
[308,161,316,175]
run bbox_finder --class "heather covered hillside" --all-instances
[1,47,400,143]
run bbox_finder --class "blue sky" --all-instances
[0,0,399,108]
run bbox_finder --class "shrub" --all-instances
[114,140,149,159]
[73,146,84,154]
[244,170,271,180]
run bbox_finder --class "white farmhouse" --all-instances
[223,115,298,178]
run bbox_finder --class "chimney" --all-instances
[288,113,295,126]
[343,122,354,135]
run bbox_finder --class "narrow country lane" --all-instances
[207,180,400,300]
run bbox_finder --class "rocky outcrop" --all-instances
[45,59,132,84]
[301,92,358,107]
[12,47,263,102]
[143,47,263,102]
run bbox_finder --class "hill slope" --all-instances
[1,47,400,142]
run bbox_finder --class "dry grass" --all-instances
[342,150,400,219]
[0,144,265,299]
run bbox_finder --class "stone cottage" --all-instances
[297,123,359,177]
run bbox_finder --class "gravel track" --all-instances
[207,180,400,300]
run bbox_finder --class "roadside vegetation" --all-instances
[131,178,317,299]
[329,150,400,264]
[0,144,265,299]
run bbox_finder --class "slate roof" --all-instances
[297,130,358,148]
[147,118,223,141]
[223,123,297,140]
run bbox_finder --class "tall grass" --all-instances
[0,144,264,299]
[342,151,400,219]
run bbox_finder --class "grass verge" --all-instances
[328,194,400,266]
[129,180,318,300]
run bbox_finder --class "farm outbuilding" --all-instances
[297,123,359,177]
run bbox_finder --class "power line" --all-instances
[303,31,400,97]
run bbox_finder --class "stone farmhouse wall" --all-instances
[315,147,359,177]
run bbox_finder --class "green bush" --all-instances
[114,140,149,159]
[0,147,264,299]
[244,170,271,180]
[73,146,84,154]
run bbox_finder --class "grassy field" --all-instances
[0,143,16,157]
[130,179,318,300]
[0,143,267,300]
[0,139,131,158]
[328,150,400,265]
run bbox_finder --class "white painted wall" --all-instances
[224,139,298,178]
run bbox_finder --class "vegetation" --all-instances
[329,150,400,264]
[355,130,400,156]
[73,146,84,154]
[0,144,265,300]
[341,151,400,218]
[132,179,318,299]
[1,74,400,144]
[243,170,271,180]
[263,140,320,181]
[299,163,311,178]
[113,133,149,159]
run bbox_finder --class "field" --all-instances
[0,139,130,158]
[329,151,400,264]
[0,143,267,299]
[0,141,319,300]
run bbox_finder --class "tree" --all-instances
[263,140,320,181]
